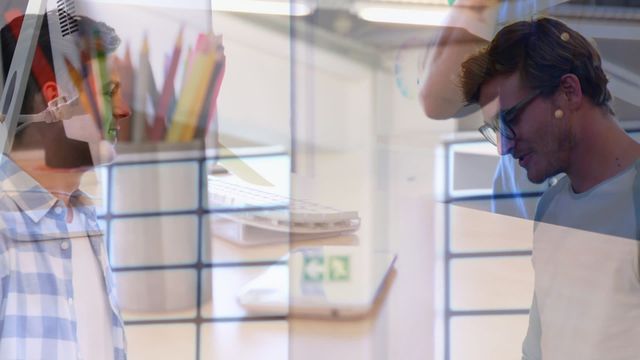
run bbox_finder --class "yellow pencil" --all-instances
[90,55,105,129]
[180,44,216,141]
[167,48,215,142]
[64,58,99,124]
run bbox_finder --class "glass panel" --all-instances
[450,315,529,360]
[449,204,535,253]
[450,256,534,311]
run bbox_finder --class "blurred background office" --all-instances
[3,0,640,359]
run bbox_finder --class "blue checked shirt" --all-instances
[0,155,126,359]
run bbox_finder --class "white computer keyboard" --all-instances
[208,175,361,245]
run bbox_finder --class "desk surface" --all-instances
[97,134,534,360]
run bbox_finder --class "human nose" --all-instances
[497,132,516,156]
[112,94,131,122]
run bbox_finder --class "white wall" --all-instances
[211,14,461,152]
[212,12,378,151]
[211,13,292,148]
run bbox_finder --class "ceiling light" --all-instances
[212,0,315,16]
[355,3,451,26]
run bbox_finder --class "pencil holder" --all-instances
[104,140,212,314]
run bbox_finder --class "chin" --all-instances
[526,173,547,184]
[524,165,548,184]
[526,165,558,184]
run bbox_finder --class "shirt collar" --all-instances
[0,155,94,223]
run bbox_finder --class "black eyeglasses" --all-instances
[478,91,541,147]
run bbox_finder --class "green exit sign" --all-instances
[303,255,351,282]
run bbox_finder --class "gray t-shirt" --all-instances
[523,162,640,359]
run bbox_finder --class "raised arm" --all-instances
[419,0,498,120]
[419,27,488,119]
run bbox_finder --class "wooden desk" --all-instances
[107,135,535,359]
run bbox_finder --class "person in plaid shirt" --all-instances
[0,11,131,359]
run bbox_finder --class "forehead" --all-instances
[478,72,527,108]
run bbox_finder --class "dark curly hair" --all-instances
[460,17,613,115]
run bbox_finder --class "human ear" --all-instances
[557,74,583,111]
[41,81,59,103]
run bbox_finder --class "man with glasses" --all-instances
[462,18,626,186]
[420,0,567,219]
[460,17,640,359]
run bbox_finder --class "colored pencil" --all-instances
[63,58,100,126]
[166,48,215,142]
[132,34,150,143]
[93,30,113,139]
[195,51,225,139]
[179,49,217,140]
[149,27,183,141]
[166,33,216,142]
[205,36,226,135]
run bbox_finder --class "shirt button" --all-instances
[54,206,63,214]
[60,241,70,250]
[68,297,73,305]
